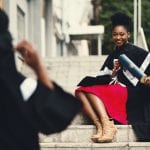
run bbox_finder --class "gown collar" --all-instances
[115,42,130,54]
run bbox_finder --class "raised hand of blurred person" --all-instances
[16,40,42,71]
[16,40,54,89]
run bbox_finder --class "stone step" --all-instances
[39,125,136,143]
[40,142,150,150]
[19,56,107,93]
[45,56,106,93]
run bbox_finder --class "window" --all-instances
[17,6,25,41]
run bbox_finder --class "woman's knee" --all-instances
[75,91,88,104]
[75,91,84,98]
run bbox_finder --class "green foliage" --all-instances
[100,0,150,54]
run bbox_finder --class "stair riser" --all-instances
[40,125,137,143]
[40,143,150,150]
[40,143,128,150]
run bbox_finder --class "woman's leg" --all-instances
[85,93,117,143]
[75,91,102,142]
[85,93,109,119]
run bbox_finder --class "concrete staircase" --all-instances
[39,125,150,150]
[20,56,107,94]
[20,56,150,150]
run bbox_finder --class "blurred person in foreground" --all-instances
[0,8,81,150]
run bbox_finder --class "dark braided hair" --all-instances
[111,12,131,32]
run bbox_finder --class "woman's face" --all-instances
[112,25,130,47]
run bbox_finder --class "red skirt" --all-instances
[75,83,128,124]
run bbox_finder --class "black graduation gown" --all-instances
[78,42,150,141]
[0,55,82,150]
[101,43,150,141]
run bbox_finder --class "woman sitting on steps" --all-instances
[75,12,150,143]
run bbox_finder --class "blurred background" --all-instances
[1,0,149,58]
[0,0,150,93]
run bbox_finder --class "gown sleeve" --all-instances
[2,68,82,135]
[24,80,82,134]
[100,54,113,70]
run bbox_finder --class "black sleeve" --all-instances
[27,82,82,135]
[77,75,112,87]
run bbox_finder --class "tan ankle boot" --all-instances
[91,120,102,143]
[97,118,117,143]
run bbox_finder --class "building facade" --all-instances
[1,0,104,57]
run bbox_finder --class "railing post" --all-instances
[134,0,137,45]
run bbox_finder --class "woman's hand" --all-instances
[112,59,121,77]
[141,76,150,86]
